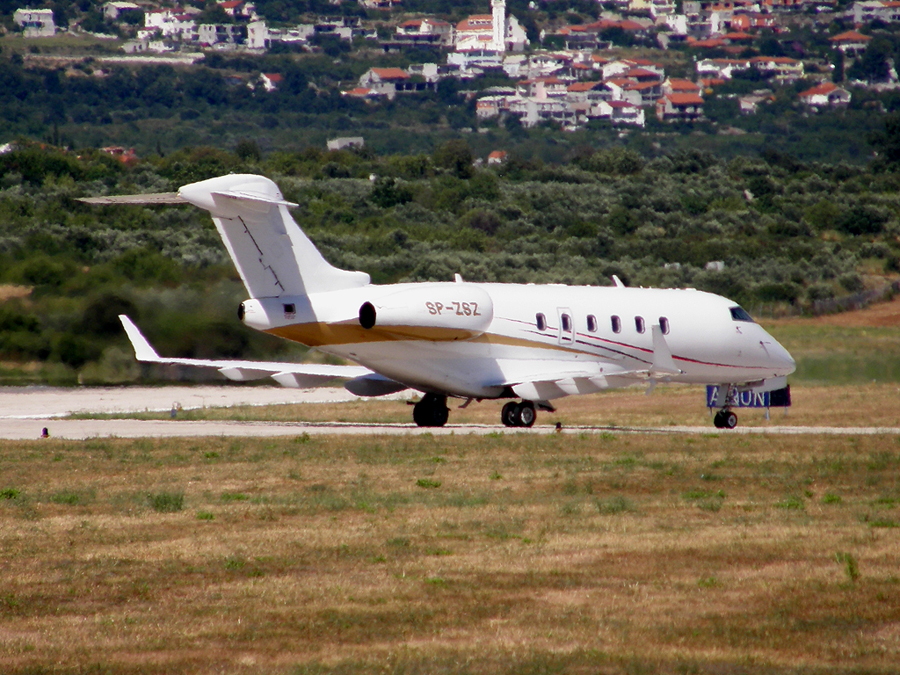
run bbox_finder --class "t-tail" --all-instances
[178,174,370,298]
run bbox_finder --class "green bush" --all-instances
[148,491,184,513]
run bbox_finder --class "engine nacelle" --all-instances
[358,285,493,341]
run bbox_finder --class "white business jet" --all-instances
[88,173,795,429]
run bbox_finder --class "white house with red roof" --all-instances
[749,56,804,82]
[563,81,602,113]
[357,67,437,99]
[359,67,410,99]
[396,18,452,45]
[798,82,851,108]
[663,78,701,95]
[730,13,775,31]
[143,8,198,40]
[829,30,872,56]
[656,92,704,121]
[516,76,568,99]
[592,100,645,127]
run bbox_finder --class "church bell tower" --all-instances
[491,0,506,52]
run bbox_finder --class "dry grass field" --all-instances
[1,431,899,674]
[1,297,897,673]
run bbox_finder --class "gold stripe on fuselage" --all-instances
[266,322,586,354]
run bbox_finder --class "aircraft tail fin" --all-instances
[178,174,369,298]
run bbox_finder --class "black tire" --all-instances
[413,399,429,427]
[723,411,738,429]
[515,401,536,428]
[431,401,449,427]
[413,394,449,427]
[713,410,725,429]
[501,401,518,427]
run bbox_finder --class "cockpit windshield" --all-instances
[729,306,755,323]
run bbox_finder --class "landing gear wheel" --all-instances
[713,410,738,429]
[723,410,738,429]
[514,401,536,428]
[413,394,449,427]
[501,402,518,427]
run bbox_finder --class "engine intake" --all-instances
[359,302,377,329]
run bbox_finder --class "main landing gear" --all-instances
[413,393,449,428]
[411,396,540,429]
[501,400,536,428]
[713,409,738,429]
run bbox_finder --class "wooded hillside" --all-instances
[0,141,896,384]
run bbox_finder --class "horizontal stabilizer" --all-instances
[79,193,186,205]
[211,189,297,209]
[119,315,372,387]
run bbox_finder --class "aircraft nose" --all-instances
[764,338,795,376]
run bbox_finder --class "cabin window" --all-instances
[587,315,597,332]
[536,313,547,331]
[611,315,621,333]
[635,316,645,334]
[561,313,571,332]
[729,306,754,323]
[659,317,669,335]
[283,303,296,317]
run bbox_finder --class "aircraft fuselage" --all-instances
[240,281,795,400]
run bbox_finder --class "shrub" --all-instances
[148,491,184,513]
[837,206,889,235]
[369,177,413,208]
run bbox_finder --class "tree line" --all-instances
[0,139,897,384]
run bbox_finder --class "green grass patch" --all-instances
[147,491,184,513]
[49,489,94,506]
[596,495,633,515]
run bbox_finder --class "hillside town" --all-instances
[7,0,899,130]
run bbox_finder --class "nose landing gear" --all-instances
[501,400,536,428]
[713,409,738,429]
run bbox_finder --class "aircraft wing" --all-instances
[491,327,683,401]
[119,315,376,389]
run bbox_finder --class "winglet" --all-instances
[118,315,161,362]
[611,275,625,288]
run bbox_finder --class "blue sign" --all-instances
[706,385,791,409]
